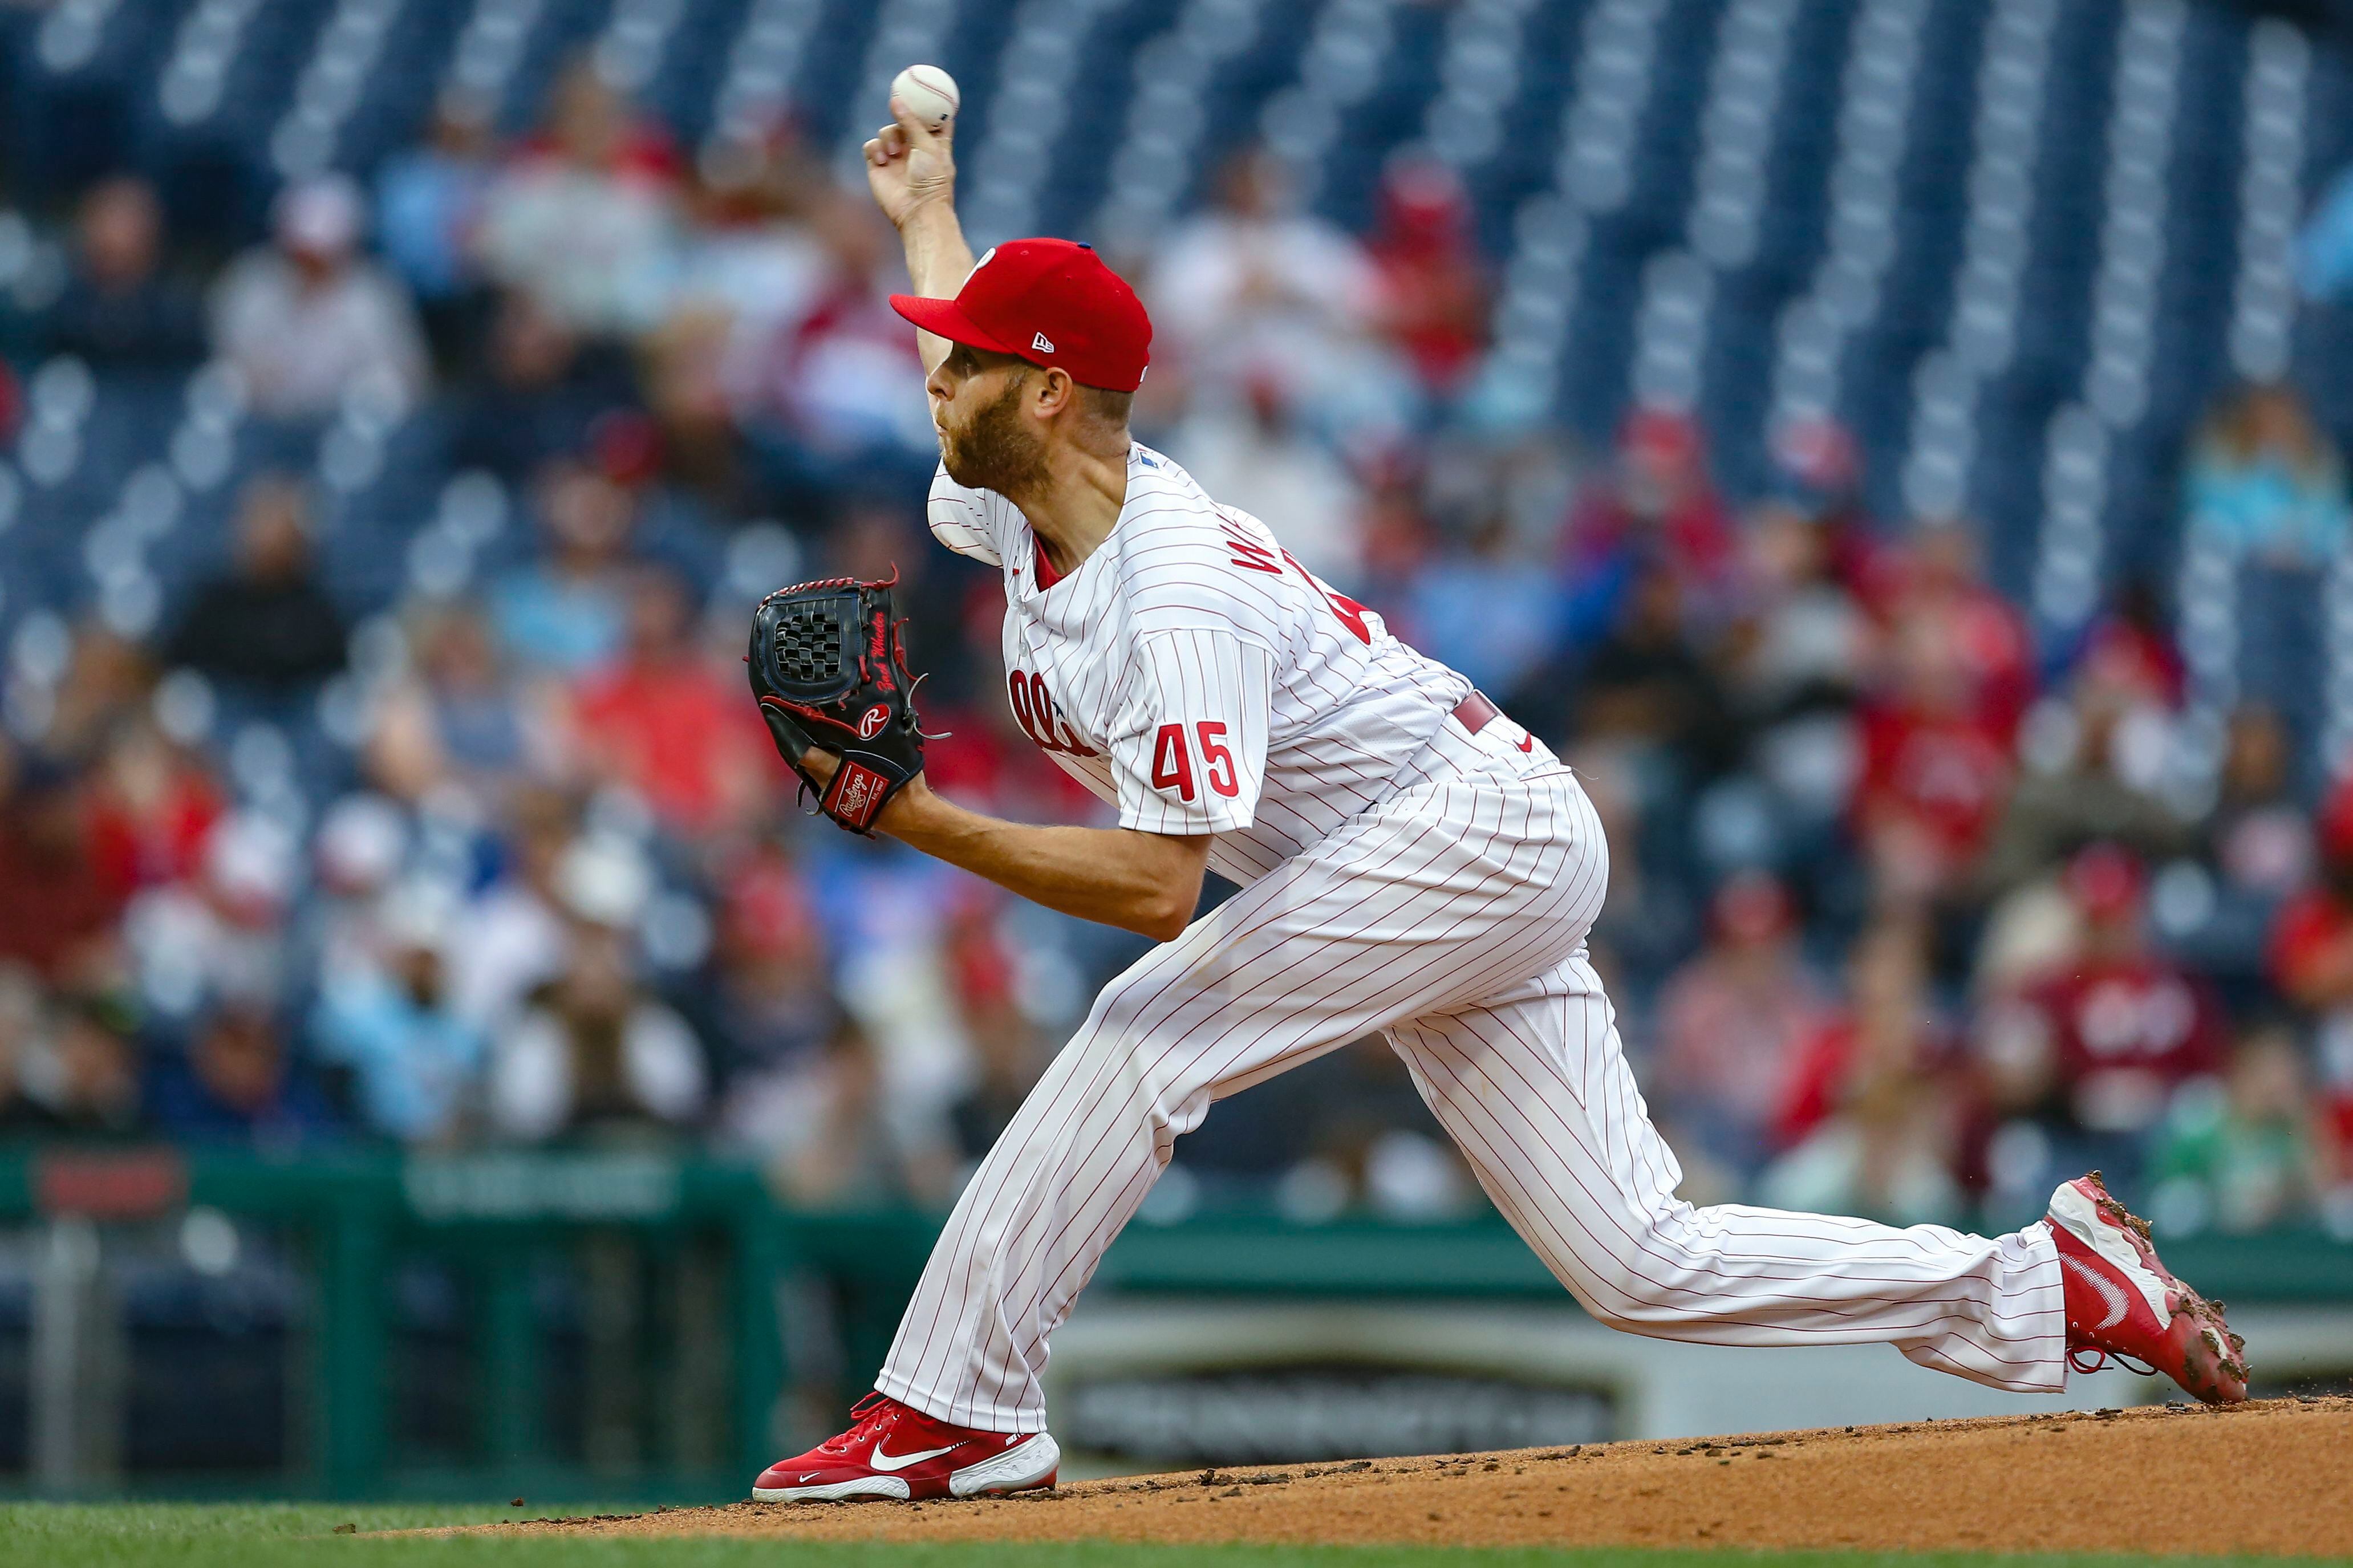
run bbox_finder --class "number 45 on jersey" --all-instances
[1150,721,1240,803]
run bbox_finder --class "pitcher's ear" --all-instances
[1034,367,1080,415]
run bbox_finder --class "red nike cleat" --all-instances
[2045,1172,2249,1405]
[751,1392,1060,1502]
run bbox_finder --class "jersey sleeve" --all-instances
[1106,628,1272,836]
[926,464,1007,566]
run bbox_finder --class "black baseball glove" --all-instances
[747,572,926,834]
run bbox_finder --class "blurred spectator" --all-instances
[1153,147,1406,441]
[211,174,429,420]
[312,881,485,1144]
[2267,782,2353,1021]
[2206,706,2313,903]
[1759,1056,1963,1226]
[124,810,298,1021]
[2270,780,2353,1203]
[163,474,349,694]
[1853,612,2015,908]
[367,601,543,808]
[1169,375,1364,587]
[489,460,638,677]
[2151,1019,2318,1234]
[35,175,206,372]
[1880,523,2034,739]
[639,305,756,516]
[1975,844,2228,1197]
[1365,156,1489,397]
[1351,472,1440,619]
[488,836,705,1141]
[734,194,933,498]
[938,897,1045,1167]
[448,291,639,481]
[375,89,497,358]
[674,125,829,334]
[1562,408,1738,633]
[650,128,834,517]
[475,56,681,338]
[82,714,225,901]
[2182,383,2351,568]
[40,621,155,767]
[1653,871,1828,1179]
[1733,501,1872,723]
[1764,416,1880,584]
[302,792,413,994]
[566,568,765,836]
[1562,562,1737,782]
[17,996,144,1136]
[700,853,837,1128]
[1759,926,1962,1228]
[947,994,1044,1171]
[763,1018,951,1207]
[1977,664,2187,896]
[2063,579,2184,710]
[447,786,577,1033]
[1410,513,1568,704]
[1728,502,1870,852]
[0,969,53,1135]
[0,755,128,988]
[2147,706,2314,1000]
[148,1001,339,1144]
[1772,923,1947,1150]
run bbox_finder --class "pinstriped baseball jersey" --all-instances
[928,444,1479,882]
[877,438,2070,1439]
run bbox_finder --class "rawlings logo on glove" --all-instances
[747,572,927,834]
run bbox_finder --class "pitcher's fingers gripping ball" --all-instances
[748,574,927,834]
[891,64,959,129]
[865,71,959,233]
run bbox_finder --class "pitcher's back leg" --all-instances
[1384,953,2067,1392]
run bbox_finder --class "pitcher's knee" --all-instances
[1084,966,1158,1041]
[1051,996,1189,1137]
[1567,1214,1707,1326]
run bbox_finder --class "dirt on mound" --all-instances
[485,1396,2352,1555]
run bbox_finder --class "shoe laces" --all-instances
[2068,1345,2157,1377]
[820,1393,897,1455]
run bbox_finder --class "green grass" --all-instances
[0,1506,2342,1568]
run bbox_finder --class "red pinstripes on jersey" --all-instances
[888,446,2070,1431]
[875,751,2068,1427]
[991,782,1590,1375]
[890,767,1553,1419]
[933,446,1472,877]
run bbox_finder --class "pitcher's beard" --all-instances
[939,377,1048,497]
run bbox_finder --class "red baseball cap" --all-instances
[890,238,1151,393]
[2064,842,2145,920]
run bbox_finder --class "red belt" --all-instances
[1452,691,1502,734]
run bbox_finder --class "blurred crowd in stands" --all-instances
[2,59,2352,1243]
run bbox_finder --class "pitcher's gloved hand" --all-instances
[747,572,926,834]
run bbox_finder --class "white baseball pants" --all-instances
[875,731,2066,1432]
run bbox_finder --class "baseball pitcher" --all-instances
[745,96,2247,1504]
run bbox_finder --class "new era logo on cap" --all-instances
[890,238,1151,392]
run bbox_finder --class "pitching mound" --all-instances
[489,1396,2351,1555]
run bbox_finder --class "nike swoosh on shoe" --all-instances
[870,1441,962,1472]
[2060,1252,2129,1331]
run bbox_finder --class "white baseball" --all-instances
[891,64,959,131]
